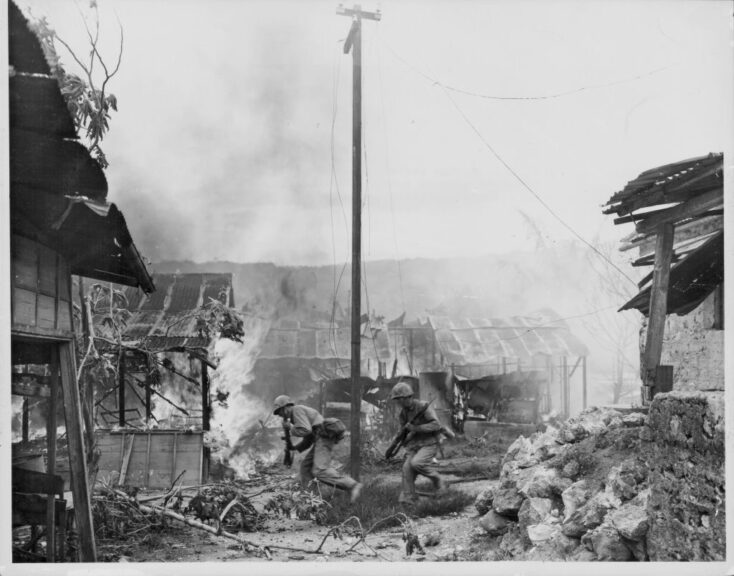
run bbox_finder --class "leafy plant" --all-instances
[26,2,123,168]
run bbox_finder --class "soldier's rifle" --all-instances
[384,398,435,460]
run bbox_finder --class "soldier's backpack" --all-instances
[321,417,347,442]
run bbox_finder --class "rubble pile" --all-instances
[473,391,725,561]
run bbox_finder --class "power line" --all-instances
[384,42,670,101]
[439,87,638,287]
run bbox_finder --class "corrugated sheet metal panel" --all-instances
[167,274,203,313]
[202,275,232,306]
[604,153,723,216]
[121,273,233,350]
[139,275,175,311]
[258,322,390,362]
[429,312,588,366]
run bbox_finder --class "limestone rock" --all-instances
[479,510,511,536]
[503,435,532,466]
[493,486,524,516]
[518,497,552,531]
[527,522,561,545]
[498,524,526,557]
[474,487,494,516]
[609,501,648,541]
[607,416,624,430]
[638,425,653,442]
[622,412,646,427]
[561,480,590,521]
[561,459,580,479]
[606,458,648,502]
[562,493,613,538]
[586,524,632,561]
[568,547,597,561]
[518,467,559,499]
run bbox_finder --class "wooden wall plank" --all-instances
[37,294,56,329]
[59,342,97,561]
[12,287,36,326]
[38,245,56,295]
[12,235,37,290]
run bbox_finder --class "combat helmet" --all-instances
[390,381,414,400]
[273,394,294,414]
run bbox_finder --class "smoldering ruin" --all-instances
[8,0,727,567]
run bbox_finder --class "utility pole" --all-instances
[337,3,381,480]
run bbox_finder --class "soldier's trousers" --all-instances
[300,435,357,491]
[401,443,441,497]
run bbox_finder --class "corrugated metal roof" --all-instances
[122,273,233,350]
[428,309,588,366]
[604,153,723,221]
[603,153,724,316]
[258,319,391,362]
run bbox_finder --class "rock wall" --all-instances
[473,392,725,562]
[639,292,724,391]
[643,391,725,560]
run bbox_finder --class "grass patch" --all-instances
[321,480,474,529]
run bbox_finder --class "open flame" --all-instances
[208,318,275,478]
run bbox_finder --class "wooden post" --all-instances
[144,433,152,489]
[582,356,587,410]
[22,397,29,444]
[46,347,59,562]
[170,432,178,485]
[118,350,126,427]
[338,3,381,480]
[643,222,674,402]
[59,341,96,561]
[201,360,210,431]
[145,354,152,424]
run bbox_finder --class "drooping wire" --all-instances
[379,40,640,287]
[384,42,670,102]
[439,87,638,287]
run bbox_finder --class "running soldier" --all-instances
[273,395,362,502]
[389,382,445,504]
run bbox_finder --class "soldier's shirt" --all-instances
[399,400,442,449]
[290,404,324,437]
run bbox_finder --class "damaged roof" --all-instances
[9,1,154,293]
[122,273,234,350]
[603,153,724,316]
[258,319,392,363]
[428,308,588,366]
[620,230,723,316]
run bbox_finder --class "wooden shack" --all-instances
[92,273,235,489]
[9,1,154,562]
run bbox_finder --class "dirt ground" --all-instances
[120,478,489,563]
[99,426,528,563]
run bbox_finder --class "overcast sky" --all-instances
[20,0,733,266]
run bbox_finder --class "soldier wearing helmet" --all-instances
[273,395,362,502]
[389,381,445,504]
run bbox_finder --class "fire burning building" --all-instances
[93,273,235,490]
